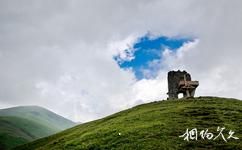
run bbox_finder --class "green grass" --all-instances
[0,106,76,149]
[0,116,57,149]
[0,106,76,131]
[16,97,242,150]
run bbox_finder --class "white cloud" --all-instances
[0,0,241,122]
[161,39,200,69]
[108,34,138,62]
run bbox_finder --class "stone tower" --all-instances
[167,70,199,99]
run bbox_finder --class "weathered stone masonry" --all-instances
[167,70,199,99]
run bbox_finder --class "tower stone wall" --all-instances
[167,70,199,99]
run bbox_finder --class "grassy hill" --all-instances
[0,106,76,149]
[16,97,242,150]
[0,116,57,149]
[0,106,76,131]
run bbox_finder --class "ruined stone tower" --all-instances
[167,70,199,99]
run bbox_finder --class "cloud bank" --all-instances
[0,0,241,122]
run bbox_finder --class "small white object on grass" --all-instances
[118,133,121,136]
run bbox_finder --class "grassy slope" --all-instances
[0,116,56,149]
[0,106,76,131]
[17,97,242,150]
[0,106,76,149]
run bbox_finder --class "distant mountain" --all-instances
[0,106,76,130]
[16,97,242,150]
[0,106,76,149]
[0,116,56,149]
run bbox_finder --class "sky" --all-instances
[114,35,193,79]
[0,0,241,122]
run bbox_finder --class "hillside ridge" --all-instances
[16,97,242,150]
[0,105,76,149]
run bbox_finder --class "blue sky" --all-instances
[114,34,193,80]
